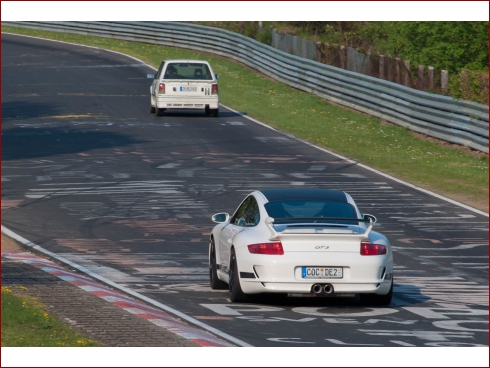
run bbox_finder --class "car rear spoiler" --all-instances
[265,217,374,241]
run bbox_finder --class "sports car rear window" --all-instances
[163,63,213,80]
[264,200,357,220]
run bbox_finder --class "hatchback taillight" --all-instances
[360,241,387,256]
[248,242,284,255]
[158,83,165,94]
[211,84,218,95]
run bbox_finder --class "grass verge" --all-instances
[2,25,488,211]
[1,285,101,347]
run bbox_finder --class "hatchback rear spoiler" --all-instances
[265,217,373,241]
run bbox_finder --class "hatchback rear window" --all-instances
[163,63,212,80]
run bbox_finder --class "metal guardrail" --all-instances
[3,21,488,153]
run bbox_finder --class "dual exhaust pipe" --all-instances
[312,283,334,295]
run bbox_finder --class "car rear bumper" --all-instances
[241,279,393,295]
[156,96,219,109]
[235,247,393,295]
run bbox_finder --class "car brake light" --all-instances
[158,83,165,94]
[248,242,284,255]
[211,84,218,95]
[360,241,387,256]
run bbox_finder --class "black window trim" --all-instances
[230,195,260,228]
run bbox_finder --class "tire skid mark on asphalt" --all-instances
[58,252,211,290]
[394,275,489,307]
[2,251,234,347]
[1,199,24,209]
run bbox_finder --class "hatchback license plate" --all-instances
[180,86,197,92]
[302,267,343,279]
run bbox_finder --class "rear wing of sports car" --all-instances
[265,217,374,241]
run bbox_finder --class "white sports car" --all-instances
[209,188,393,305]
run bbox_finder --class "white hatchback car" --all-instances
[209,188,394,305]
[147,60,219,116]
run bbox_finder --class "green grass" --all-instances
[2,286,101,347]
[2,25,488,210]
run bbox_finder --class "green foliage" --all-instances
[197,21,489,74]
[243,22,256,38]
[194,21,273,46]
[201,21,488,104]
[256,25,273,45]
[363,22,489,74]
[269,21,489,74]
[448,68,489,104]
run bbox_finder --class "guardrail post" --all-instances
[395,58,401,85]
[418,65,425,90]
[387,56,393,82]
[301,38,307,59]
[316,42,322,63]
[292,35,298,56]
[441,70,448,93]
[428,66,434,91]
[379,55,385,80]
[324,43,330,65]
[404,60,410,87]
[367,52,372,76]
[340,45,346,70]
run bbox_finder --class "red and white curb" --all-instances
[2,251,234,347]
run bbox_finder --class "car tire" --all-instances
[359,278,393,306]
[210,108,219,117]
[229,249,248,302]
[150,105,156,113]
[209,238,227,290]
[156,108,165,116]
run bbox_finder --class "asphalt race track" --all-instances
[2,33,488,348]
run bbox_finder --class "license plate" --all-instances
[180,86,197,92]
[302,267,343,279]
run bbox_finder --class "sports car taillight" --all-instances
[248,242,284,255]
[211,84,218,95]
[360,241,387,256]
[158,83,165,94]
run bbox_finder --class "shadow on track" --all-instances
[152,110,246,119]
[2,125,147,161]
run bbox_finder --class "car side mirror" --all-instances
[215,74,219,80]
[212,213,229,223]
[147,73,155,79]
[363,214,377,223]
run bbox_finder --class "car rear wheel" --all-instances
[150,95,156,113]
[359,278,393,306]
[209,239,227,290]
[229,249,247,302]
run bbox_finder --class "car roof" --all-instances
[258,188,348,202]
[164,60,209,64]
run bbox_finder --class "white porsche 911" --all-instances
[209,188,393,305]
